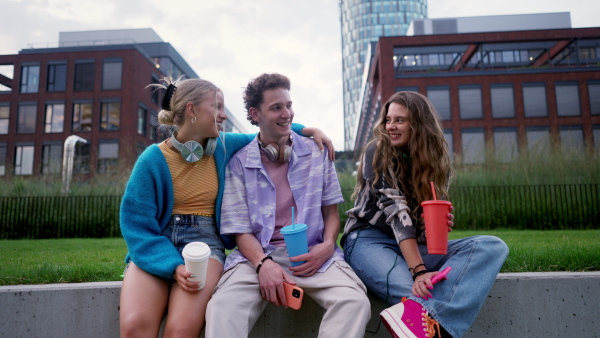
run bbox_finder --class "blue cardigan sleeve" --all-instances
[120,146,183,279]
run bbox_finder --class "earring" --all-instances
[191,116,197,124]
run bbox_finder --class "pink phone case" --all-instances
[431,266,452,285]
[282,282,304,310]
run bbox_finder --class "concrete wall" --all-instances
[1,272,599,338]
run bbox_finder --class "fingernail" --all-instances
[190,274,197,278]
[427,285,433,290]
[321,149,324,154]
[415,294,420,298]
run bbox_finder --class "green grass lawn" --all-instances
[1,230,599,286]
[0,238,127,285]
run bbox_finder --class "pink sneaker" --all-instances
[380,297,441,338]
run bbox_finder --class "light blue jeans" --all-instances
[343,226,509,338]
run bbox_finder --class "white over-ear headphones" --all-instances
[258,137,292,163]
[170,131,216,162]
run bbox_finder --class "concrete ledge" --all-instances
[1,272,599,338]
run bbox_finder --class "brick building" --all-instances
[0,28,246,178]
[354,26,600,163]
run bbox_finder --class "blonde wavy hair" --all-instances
[353,91,452,214]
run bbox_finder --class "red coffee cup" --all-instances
[421,200,452,255]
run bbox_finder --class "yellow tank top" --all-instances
[158,140,218,215]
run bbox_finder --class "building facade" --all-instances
[354,27,600,162]
[340,0,427,150]
[0,29,246,179]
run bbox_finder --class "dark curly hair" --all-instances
[243,73,291,126]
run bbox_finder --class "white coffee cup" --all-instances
[181,242,211,289]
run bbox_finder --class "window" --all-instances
[150,110,158,141]
[137,142,146,157]
[491,84,515,118]
[41,143,62,174]
[72,101,93,132]
[73,142,90,175]
[0,104,9,134]
[443,129,454,163]
[152,56,184,79]
[137,105,147,136]
[17,103,37,134]
[461,128,485,164]
[494,128,518,163]
[459,85,483,119]
[14,144,34,175]
[74,61,94,91]
[427,86,451,120]
[523,83,548,117]
[98,140,119,174]
[559,126,584,154]
[100,100,120,131]
[149,110,169,141]
[526,126,550,158]
[0,143,6,175]
[20,64,40,93]
[102,58,122,90]
[46,62,67,92]
[396,86,419,93]
[150,75,160,105]
[555,82,580,116]
[588,81,600,115]
[44,102,65,133]
[0,65,14,92]
[593,125,600,153]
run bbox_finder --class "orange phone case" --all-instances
[283,282,304,310]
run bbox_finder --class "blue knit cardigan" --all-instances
[120,126,305,279]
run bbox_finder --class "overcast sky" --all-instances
[1,0,598,149]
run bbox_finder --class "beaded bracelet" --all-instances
[408,263,426,273]
[256,256,273,274]
[412,269,429,281]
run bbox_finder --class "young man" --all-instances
[205,73,370,338]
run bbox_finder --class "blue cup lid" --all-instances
[280,223,308,235]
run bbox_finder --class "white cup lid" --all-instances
[182,242,211,260]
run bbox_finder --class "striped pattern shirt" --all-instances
[159,140,218,215]
[221,132,344,271]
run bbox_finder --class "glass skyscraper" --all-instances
[340,0,427,150]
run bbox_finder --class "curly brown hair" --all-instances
[243,73,291,126]
[353,91,452,216]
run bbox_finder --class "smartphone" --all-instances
[282,281,304,310]
[431,266,452,285]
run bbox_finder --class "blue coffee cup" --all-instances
[280,223,308,267]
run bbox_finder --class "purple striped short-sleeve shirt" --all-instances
[220,132,344,271]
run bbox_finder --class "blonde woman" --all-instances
[119,77,333,337]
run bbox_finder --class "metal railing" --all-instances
[0,196,121,239]
[1,184,598,239]
[338,184,600,231]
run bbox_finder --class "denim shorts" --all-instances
[160,214,226,265]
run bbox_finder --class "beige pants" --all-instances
[205,247,371,338]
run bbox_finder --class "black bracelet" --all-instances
[408,263,426,273]
[255,256,273,274]
[412,269,429,281]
